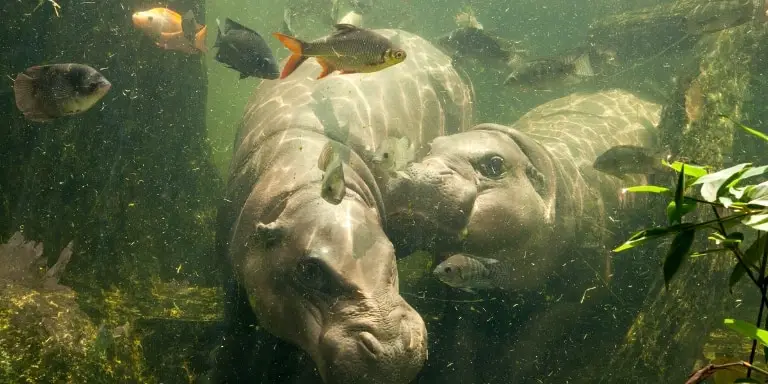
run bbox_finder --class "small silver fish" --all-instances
[372,136,414,173]
[318,141,346,205]
[433,253,508,293]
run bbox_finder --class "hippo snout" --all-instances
[319,299,427,384]
[358,331,384,358]
[386,158,476,232]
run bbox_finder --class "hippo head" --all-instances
[386,123,563,288]
[230,174,427,383]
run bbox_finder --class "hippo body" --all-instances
[211,30,473,384]
[385,89,662,383]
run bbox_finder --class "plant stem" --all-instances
[710,207,768,308]
[685,361,768,384]
[748,233,767,376]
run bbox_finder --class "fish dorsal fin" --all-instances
[225,18,253,34]
[215,18,223,47]
[332,23,361,36]
[318,141,339,171]
[475,256,500,266]
[571,53,594,77]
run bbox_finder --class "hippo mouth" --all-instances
[358,331,384,358]
[386,162,477,234]
[318,304,428,384]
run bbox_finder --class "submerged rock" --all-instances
[0,231,146,382]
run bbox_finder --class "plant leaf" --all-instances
[673,164,686,218]
[666,199,697,225]
[663,160,709,180]
[737,165,768,182]
[764,345,768,364]
[730,235,766,291]
[720,114,768,143]
[663,229,696,288]
[746,181,768,202]
[743,214,768,231]
[622,185,671,194]
[748,199,768,207]
[690,248,726,258]
[731,185,755,200]
[694,163,751,202]
[614,224,693,252]
[723,318,768,346]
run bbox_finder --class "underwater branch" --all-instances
[684,361,768,384]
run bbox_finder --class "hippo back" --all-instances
[231,29,473,183]
[509,89,662,242]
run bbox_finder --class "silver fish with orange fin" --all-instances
[272,24,406,80]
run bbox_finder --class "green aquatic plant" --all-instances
[614,116,768,383]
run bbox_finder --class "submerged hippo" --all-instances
[387,89,660,285]
[212,29,473,384]
[385,89,662,382]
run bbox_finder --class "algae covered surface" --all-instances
[0,0,225,381]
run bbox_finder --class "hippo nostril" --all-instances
[358,331,383,359]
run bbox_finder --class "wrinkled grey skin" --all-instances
[383,90,661,382]
[217,30,472,384]
[386,90,661,289]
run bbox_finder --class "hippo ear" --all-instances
[252,222,284,249]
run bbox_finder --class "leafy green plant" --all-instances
[614,117,768,383]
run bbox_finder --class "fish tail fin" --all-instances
[572,53,594,77]
[13,72,53,122]
[273,32,307,79]
[214,18,222,47]
[318,141,338,171]
[195,25,208,53]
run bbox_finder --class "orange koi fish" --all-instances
[132,7,207,54]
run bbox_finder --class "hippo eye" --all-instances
[478,155,505,179]
[297,258,333,294]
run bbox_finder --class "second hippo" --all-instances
[384,89,662,383]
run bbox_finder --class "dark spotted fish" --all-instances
[214,18,280,80]
[13,63,111,122]
[272,24,407,79]
[504,50,596,90]
[592,145,668,180]
[437,27,516,64]
[432,253,508,293]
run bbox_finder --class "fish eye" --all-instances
[478,155,505,179]
[147,16,154,22]
[297,257,333,294]
[394,50,406,60]
[444,266,452,273]
[88,82,99,92]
